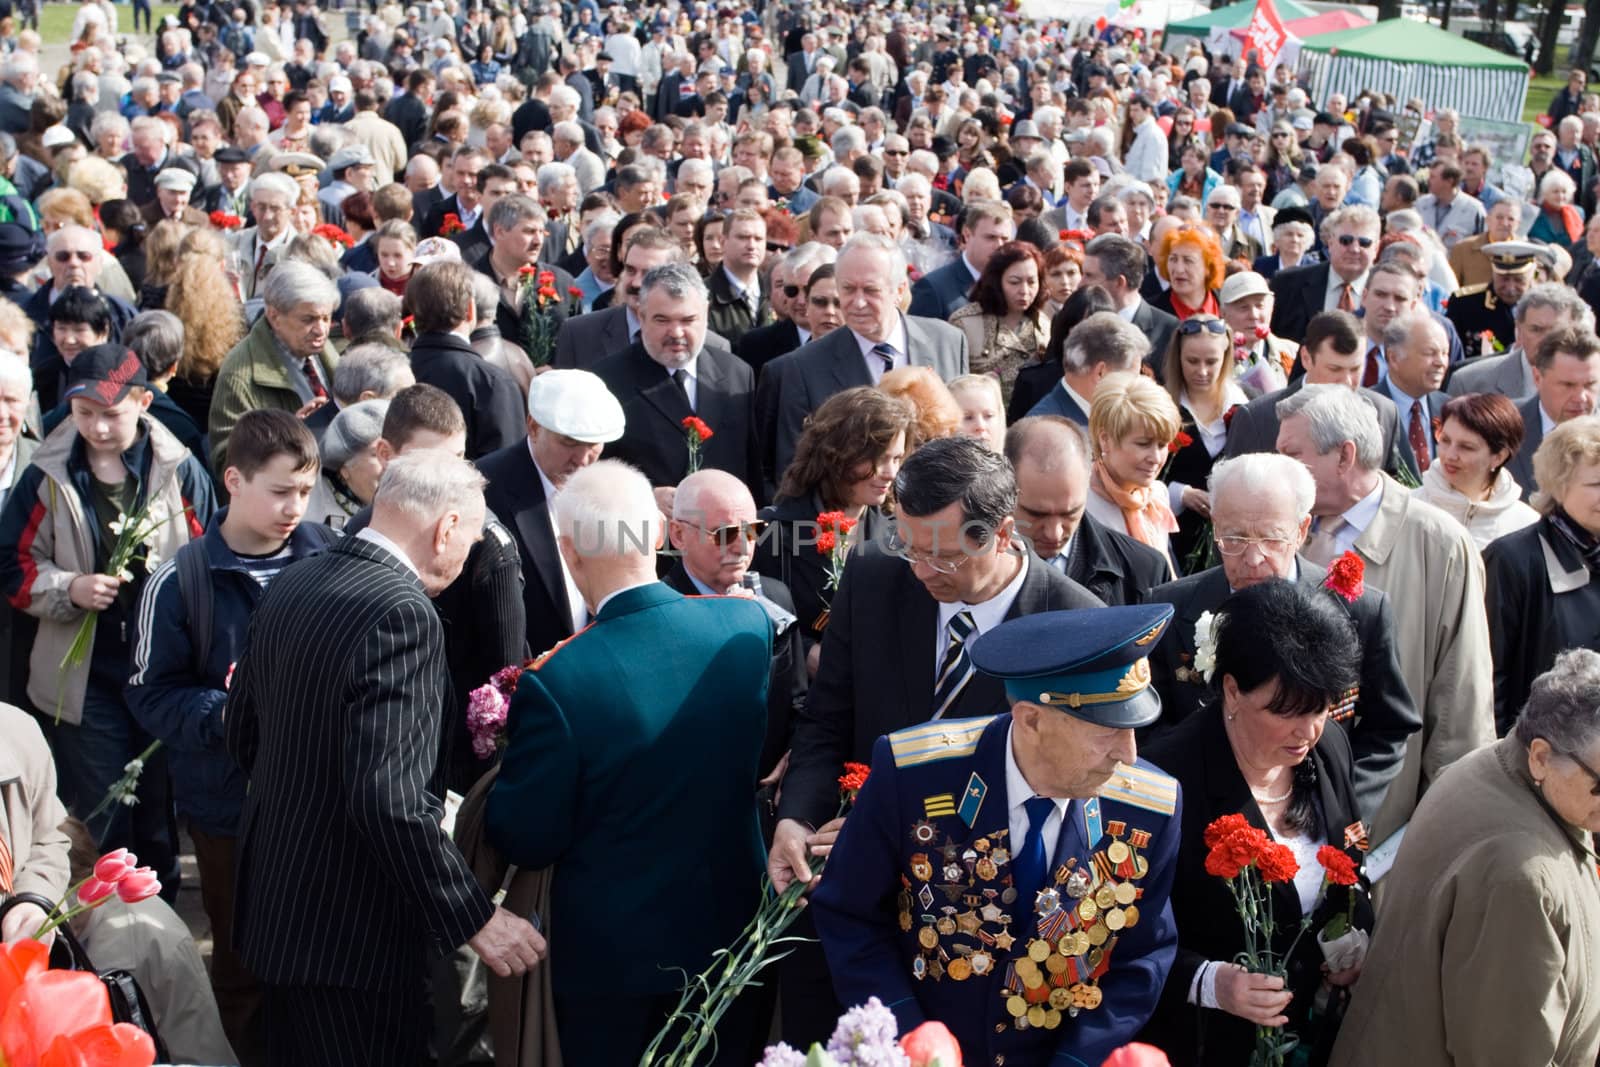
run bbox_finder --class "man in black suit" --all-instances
[1143,452,1421,821]
[1006,416,1169,604]
[419,146,489,239]
[1376,311,1452,478]
[383,69,435,150]
[906,200,1016,319]
[664,469,805,788]
[1269,204,1380,344]
[554,227,728,370]
[405,261,525,461]
[736,246,827,376]
[558,53,595,123]
[762,234,968,484]
[225,452,544,1065]
[1505,327,1600,498]
[1208,56,1242,110]
[477,366,625,658]
[786,33,821,96]
[467,194,578,350]
[118,119,200,209]
[593,263,763,500]
[1224,310,1414,482]
[448,163,516,266]
[1079,233,1178,379]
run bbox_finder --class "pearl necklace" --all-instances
[1250,785,1293,805]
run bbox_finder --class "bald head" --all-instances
[670,469,761,592]
[1004,416,1091,561]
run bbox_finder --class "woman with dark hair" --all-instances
[1003,181,1044,224]
[1008,283,1117,422]
[755,386,913,667]
[1042,243,1084,319]
[1483,415,1600,734]
[98,198,148,293]
[801,264,843,339]
[949,240,1049,403]
[1144,578,1370,1067]
[1342,137,1385,209]
[693,211,727,279]
[1167,107,1202,173]
[1168,142,1221,206]
[1412,392,1539,550]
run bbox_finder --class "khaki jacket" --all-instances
[0,702,69,900]
[208,314,338,473]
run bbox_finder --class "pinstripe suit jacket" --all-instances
[225,536,494,990]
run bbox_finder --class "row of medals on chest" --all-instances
[899,823,1149,1030]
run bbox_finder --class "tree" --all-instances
[1574,2,1600,73]
[1534,0,1566,74]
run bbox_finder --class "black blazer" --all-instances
[1133,298,1179,381]
[477,439,580,660]
[1008,358,1061,423]
[420,193,470,240]
[1165,413,1225,572]
[384,92,431,152]
[1268,262,1334,345]
[466,247,577,349]
[1223,378,1413,483]
[736,318,803,378]
[225,537,493,989]
[1505,394,1543,500]
[1141,707,1368,1066]
[451,218,492,265]
[591,341,764,501]
[1143,562,1420,822]
[663,562,805,778]
[1062,512,1170,606]
[753,495,892,651]
[409,331,527,461]
[776,547,1102,828]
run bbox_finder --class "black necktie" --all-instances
[671,367,692,411]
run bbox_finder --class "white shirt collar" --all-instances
[1062,379,1094,416]
[936,551,1030,664]
[1340,478,1385,538]
[1541,404,1558,436]
[625,306,641,342]
[1325,269,1367,308]
[528,442,560,503]
[1004,721,1072,819]
[355,527,420,577]
[961,253,981,280]
[852,316,910,383]
[1385,375,1429,410]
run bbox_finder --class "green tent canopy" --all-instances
[1297,17,1531,122]
[1166,0,1318,37]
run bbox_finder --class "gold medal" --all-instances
[993,927,1015,951]
[936,917,957,936]
[1094,884,1117,909]
[1068,982,1090,1006]
[1104,907,1126,931]
[1087,922,1109,946]
[1077,897,1099,922]
[1028,938,1052,962]
[975,857,998,881]
[947,958,972,982]
[1043,1007,1062,1029]
[1022,968,1044,990]
[1135,855,1149,878]
[1124,904,1141,927]
[918,926,939,949]
[1026,1005,1047,1028]
[899,910,913,932]
[1082,985,1103,1009]
[1007,996,1028,1018]
[1107,841,1131,864]
[1048,987,1073,1010]
[1114,881,1137,905]
[1014,957,1039,982]
[1045,954,1067,975]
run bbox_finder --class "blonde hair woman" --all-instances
[0,296,35,356]
[165,227,245,431]
[65,154,127,206]
[1088,371,1182,571]
[139,219,191,308]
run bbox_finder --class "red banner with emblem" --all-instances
[1241,0,1289,72]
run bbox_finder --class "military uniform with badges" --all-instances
[811,606,1182,1067]
[1445,241,1538,355]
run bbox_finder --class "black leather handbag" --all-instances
[0,891,171,1062]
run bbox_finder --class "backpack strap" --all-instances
[173,540,213,677]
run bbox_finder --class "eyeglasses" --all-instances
[52,250,95,263]
[884,528,975,575]
[1550,744,1600,796]
[1272,132,1292,139]
[783,284,802,298]
[1209,203,1238,212]
[1215,535,1297,557]
[1337,234,1375,248]
[1177,316,1228,336]
[885,148,908,156]
[686,520,768,547]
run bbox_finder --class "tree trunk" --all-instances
[1376,0,1402,21]
[1574,0,1600,73]
[1535,0,1566,74]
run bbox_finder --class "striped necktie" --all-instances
[0,830,12,893]
[932,609,976,720]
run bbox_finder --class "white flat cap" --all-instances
[1219,271,1270,304]
[154,167,197,193]
[526,369,625,442]
[41,125,76,149]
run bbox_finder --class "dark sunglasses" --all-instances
[687,520,768,547]
[885,148,908,156]
[783,284,803,298]
[1177,316,1228,336]
[1337,234,1375,248]
[52,250,95,263]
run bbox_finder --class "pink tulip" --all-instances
[92,848,137,885]
[1101,1044,1172,1067]
[76,879,115,905]
[900,1021,963,1067]
[114,868,161,905]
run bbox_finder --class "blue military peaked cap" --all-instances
[968,604,1175,729]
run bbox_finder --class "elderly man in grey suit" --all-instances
[1505,327,1600,498]
[762,234,968,483]
[1448,282,1594,400]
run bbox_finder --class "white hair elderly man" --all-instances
[1275,383,1492,841]
[228,451,546,1065]
[486,456,775,1065]
[0,51,36,134]
[228,172,300,300]
[1142,451,1421,819]
[591,262,762,495]
[551,120,605,195]
[209,260,340,471]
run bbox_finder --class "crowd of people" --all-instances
[1,0,1599,1064]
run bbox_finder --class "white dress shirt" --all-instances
[666,355,700,409]
[853,316,911,385]
[1004,720,1073,864]
[531,444,589,634]
[1323,478,1385,557]
[933,552,1029,676]
[1324,269,1367,312]
[355,527,419,577]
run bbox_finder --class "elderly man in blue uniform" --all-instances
[811,605,1182,1067]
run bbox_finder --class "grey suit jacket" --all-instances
[1506,394,1543,500]
[1446,348,1533,400]
[769,316,969,479]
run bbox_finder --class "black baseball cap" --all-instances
[64,344,148,406]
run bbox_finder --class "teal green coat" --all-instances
[486,582,773,996]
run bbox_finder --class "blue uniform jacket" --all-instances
[126,512,338,837]
[812,714,1181,1067]
[486,582,773,996]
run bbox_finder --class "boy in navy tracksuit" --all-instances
[127,409,334,1066]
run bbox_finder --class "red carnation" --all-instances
[568,286,583,297]
[209,210,243,230]
[682,415,714,442]
[1317,845,1359,887]
[313,223,353,247]
[1204,813,1251,849]
[1168,431,1194,453]
[1324,550,1365,603]
[1257,841,1299,884]
[440,212,465,236]
[518,265,539,276]
[815,530,838,554]
[1222,405,1240,431]
[838,761,871,794]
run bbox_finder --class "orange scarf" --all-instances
[1093,460,1179,549]
[1547,203,1585,244]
